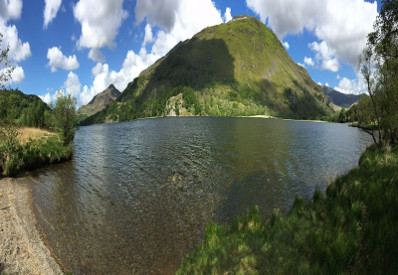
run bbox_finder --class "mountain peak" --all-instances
[77,85,121,121]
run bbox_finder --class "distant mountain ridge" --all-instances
[322,86,363,108]
[77,84,121,122]
[81,16,335,125]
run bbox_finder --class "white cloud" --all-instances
[283,41,290,50]
[47,46,79,72]
[0,64,24,84]
[0,0,29,85]
[64,71,81,100]
[10,64,24,83]
[297,62,305,68]
[88,48,104,62]
[309,41,339,72]
[142,24,153,48]
[43,0,62,29]
[334,74,366,94]
[73,0,128,53]
[224,7,232,23]
[304,56,314,67]
[135,0,181,32]
[39,92,52,105]
[0,0,22,21]
[246,0,378,68]
[0,23,31,62]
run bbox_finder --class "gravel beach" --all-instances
[0,177,63,274]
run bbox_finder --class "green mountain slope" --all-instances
[84,16,334,125]
[77,84,121,123]
[0,88,51,127]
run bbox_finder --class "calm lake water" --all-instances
[30,117,372,274]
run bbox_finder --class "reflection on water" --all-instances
[30,117,372,274]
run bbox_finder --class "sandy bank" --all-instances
[0,177,62,274]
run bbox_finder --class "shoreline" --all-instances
[0,177,63,274]
[81,114,328,127]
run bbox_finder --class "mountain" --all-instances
[322,86,363,108]
[82,16,335,125]
[77,84,121,123]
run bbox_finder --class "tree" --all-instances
[338,107,347,123]
[0,33,14,89]
[358,0,398,145]
[53,94,77,145]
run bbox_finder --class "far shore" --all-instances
[0,177,64,274]
[86,114,329,127]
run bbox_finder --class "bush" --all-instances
[0,122,24,176]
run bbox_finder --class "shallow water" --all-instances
[30,117,372,274]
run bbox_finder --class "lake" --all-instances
[29,117,372,274]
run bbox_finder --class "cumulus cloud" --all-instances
[142,24,154,48]
[334,74,366,94]
[135,0,181,32]
[10,65,24,83]
[73,0,128,56]
[88,48,104,62]
[283,41,290,49]
[246,0,378,68]
[0,64,24,84]
[0,0,30,85]
[224,7,232,23]
[303,56,314,67]
[309,41,339,72]
[0,0,22,21]
[47,46,79,72]
[64,71,81,100]
[39,92,52,105]
[297,62,305,68]
[43,0,62,29]
[0,23,31,62]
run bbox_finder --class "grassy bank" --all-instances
[0,127,72,177]
[178,145,398,274]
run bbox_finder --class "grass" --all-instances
[0,127,72,177]
[177,144,398,274]
[17,127,53,144]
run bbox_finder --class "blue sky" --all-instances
[0,0,380,107]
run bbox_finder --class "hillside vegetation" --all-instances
[178,145,398,274]
[82,16,334,125]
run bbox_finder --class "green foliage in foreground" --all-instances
[178,145,398,274]
[0,129,72,177]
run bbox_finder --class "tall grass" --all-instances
[0,134,72,177]
[178,145,398,274]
